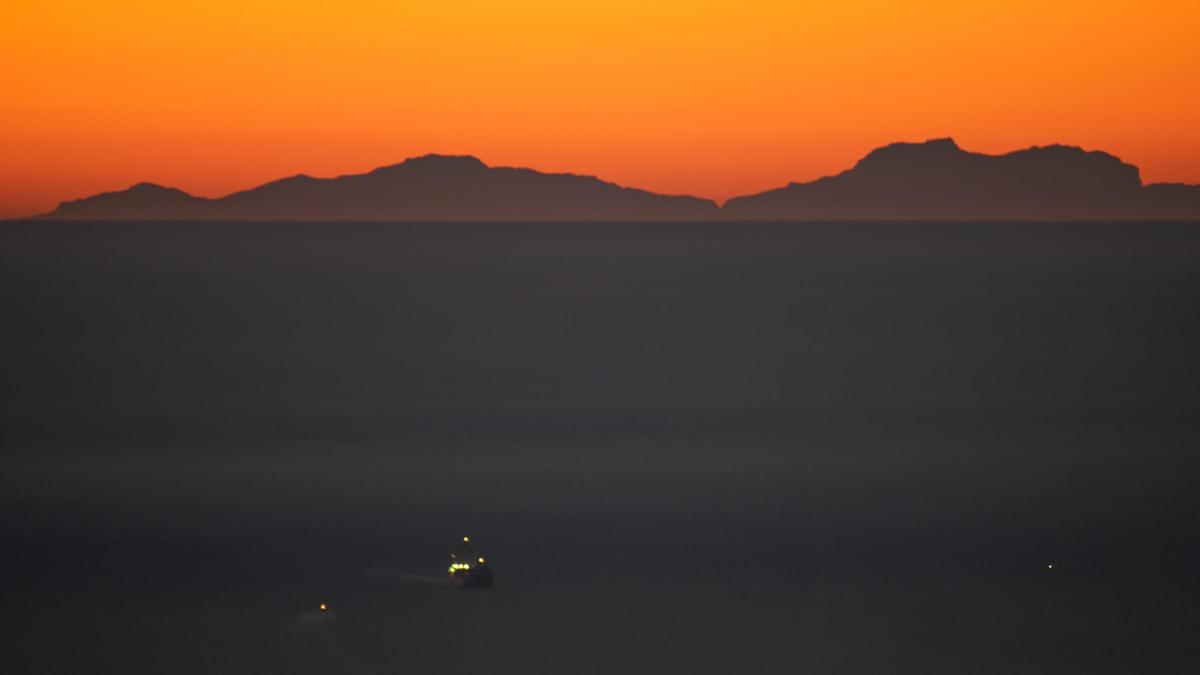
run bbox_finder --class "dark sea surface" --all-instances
[2,221,1199,674]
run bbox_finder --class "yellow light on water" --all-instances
[463,536,470,543]
[478,557,485,564]
[319,603,327,611]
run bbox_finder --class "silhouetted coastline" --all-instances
[29,139,1200,222]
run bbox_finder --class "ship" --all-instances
[448,536,494,590]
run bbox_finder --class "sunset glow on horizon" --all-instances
[3,0,1199,218]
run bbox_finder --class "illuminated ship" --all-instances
[448,536,494,590]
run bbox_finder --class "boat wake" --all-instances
[362,568,448,588]
[278,610,375,675]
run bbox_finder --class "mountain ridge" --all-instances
[43,153,717,221]
[723,138,1176,220]
[32,142,1200,221]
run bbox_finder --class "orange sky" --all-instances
[3,0,1199,218]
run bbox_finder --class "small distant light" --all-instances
[478,557,485,564]
[1047,564,1054,571]
[319,603,327,611]
[463,536,470,543]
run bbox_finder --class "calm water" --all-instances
[3,221,1199,674]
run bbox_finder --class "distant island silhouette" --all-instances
[724,138,1200,220]
[33,139,1200,221]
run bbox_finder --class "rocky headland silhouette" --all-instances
[34,140,1200,221]
[724,138,1200,220]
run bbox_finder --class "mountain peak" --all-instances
[126,182,184,194]
[856,137,963,168]
[370,154,488,175]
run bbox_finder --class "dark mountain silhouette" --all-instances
[723,138,1200,220]
[1140,182,1200,219]
[41,154,718,221]
[33,141,1200,221]
[49,182,209,220]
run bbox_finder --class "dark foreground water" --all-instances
[2,221,1199,674]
